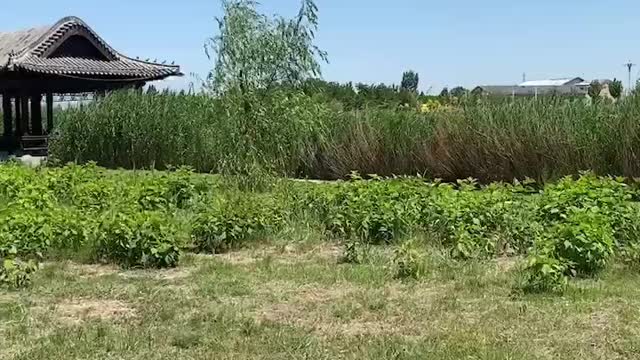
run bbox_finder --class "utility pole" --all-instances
[624,61,636,95]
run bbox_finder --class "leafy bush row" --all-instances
[0,164,203,287]
[191,193,287,254]
[0,206,181,266]
[307,173,640,292]
[0,163,292,287]
[518,174,635,292]
[97,209,181,268]
[3,163,640,294]
[0,162,203,212]
[318,176,540,259]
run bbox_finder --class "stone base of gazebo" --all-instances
[0,151,46,167]
[0,136,49,156]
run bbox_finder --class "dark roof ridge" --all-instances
[12,16,118,63]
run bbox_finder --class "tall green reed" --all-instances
[50,91,640,182]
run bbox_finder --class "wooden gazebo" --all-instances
[0,16,182,154]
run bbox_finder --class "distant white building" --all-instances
[518,77,587,88]
[474,77,609,97]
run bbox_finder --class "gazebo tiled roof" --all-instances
[0,16,181,80]
[0,16,183,155]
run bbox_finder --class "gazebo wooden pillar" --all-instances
[19,97,29,136]
[46,93,54,134]
[2,95,11,137]
[30,94,43,136]
[14,96,22,137]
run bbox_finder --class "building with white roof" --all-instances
[518,77,585,87]
[473,77,608,97]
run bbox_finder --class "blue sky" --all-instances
[3,0,640,93]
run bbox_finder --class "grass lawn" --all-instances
[2,236,640,360]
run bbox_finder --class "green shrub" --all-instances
[423,181,540,259]
[615,204,640,265]
[0,162,40,200]
[0,205,96,261]
[191,195,286,254]
[285,181,341,221]
[136,179,171,211]
[392,239,426,279]
[165,167,198,208]
[133,168,198,211]
[516,251,568,294]
[0,258,38,289]
[45,163,104,200]
[9,182,57,210]
[516,208,615,293]
[96,210,181,268]
[618,242,640,269]
[327,177,424,243]
[552,210,614,275]
[0,207,53,259]
[3,159,640,292]
[69,179,118,211]
[48,207,96,254]
[540,173,630,224]
[438,187,497,258]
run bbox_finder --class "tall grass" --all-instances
[426,98,640,182]
[50,90,328,178]
[49,91,640,182]
[50,92,221,171]
[316,97,640,181]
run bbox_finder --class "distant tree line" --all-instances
[299,70,448,110]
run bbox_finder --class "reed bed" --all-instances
[50,91,640,182]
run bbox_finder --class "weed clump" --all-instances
[392,240,427,280]
[0,258,38,289]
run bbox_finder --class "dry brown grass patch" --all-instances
[53,299,136,324]
[495,257,521,273]
[118,267,191,281]
[255,282,432,337]
[217,244,341,266]
[256,282,357,321]
[64,262,119,278]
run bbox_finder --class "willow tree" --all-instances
[203,0,328,182]
[205,0,327,96]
